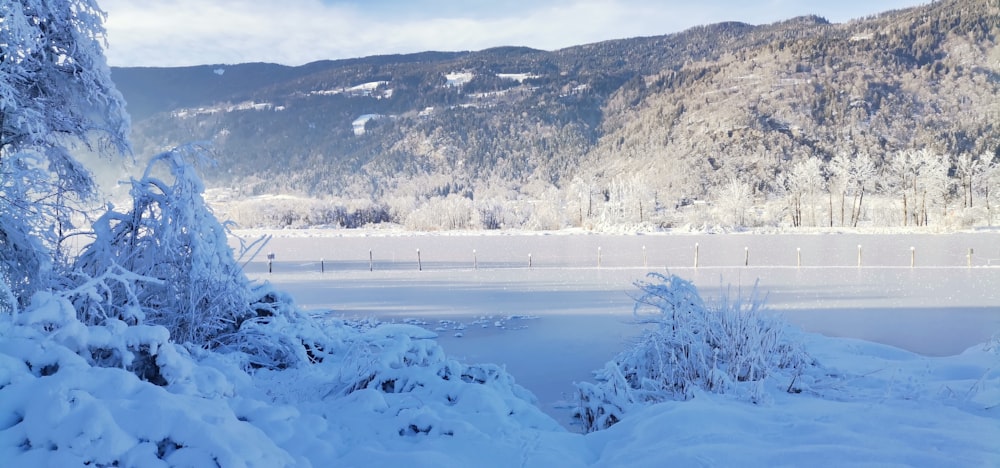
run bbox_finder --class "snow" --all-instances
[310,81,391,98]
[3,232,999,466]
[497,73,538,83]
[445,71,474,87]
[172,101,279,118]
[352,114,384,135]
[348,81,388,93]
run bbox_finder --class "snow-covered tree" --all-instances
[714,178,753,227]
[827,153,850,227]
[982,155,1000,225]
[1,0,129,309]
[912,149,951,226]
[885,150,918,226]
[70,147,308,367]
[885,149,953,227]
[784,157,825,227]
[955,152,985,209]
[826,152,876,228]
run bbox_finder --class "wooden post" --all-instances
[369,250,373,272]
[744,247,749,266]
[857,245,862,268]
[473,249,478,270]
[642,245,647,267]
[694,243,699,268]
[528,253,533,269]
[320,258,325,273]
[910,246,915,268]
[796,248,801,268]
[417,248,422,271]
[968,248,973,268]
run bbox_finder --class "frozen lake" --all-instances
[240,231,1000,424]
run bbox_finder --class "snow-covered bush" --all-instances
[0,291,300,466]
[311,323,561,439]
[69,146,313,369]
[1,283,560,466]
[575,274,810,432]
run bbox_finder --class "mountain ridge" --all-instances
[112,0,1000,230]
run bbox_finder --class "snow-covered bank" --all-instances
[2,285,997,466]
[587,332,1000,467]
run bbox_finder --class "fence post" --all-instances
[642,245,647,267]
[796,247,801,268]
[473,249,478,270]
[910,246,915,268]
[320,258,325,273]
[369,249,373,272]
[857,245,862,268]
[694,243,699,268]
[744,247,749,266]
[968,248,973,268]
[417,248,422,271]
[528,253,533,269]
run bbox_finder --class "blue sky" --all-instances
[100,0,928,67]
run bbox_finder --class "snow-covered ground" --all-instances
[2,231,998,466]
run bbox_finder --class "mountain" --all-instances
[112,0,1000,230]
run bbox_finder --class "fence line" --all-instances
[254,243,995,274]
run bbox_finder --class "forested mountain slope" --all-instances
[114,0,999,230]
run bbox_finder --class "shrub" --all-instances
[575,273,809,432]
[68,146,309,370]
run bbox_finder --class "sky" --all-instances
[100,0,929,67]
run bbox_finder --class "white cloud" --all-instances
[100,0,927,67]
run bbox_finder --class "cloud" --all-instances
[100,0,926,67]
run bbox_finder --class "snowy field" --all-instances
[243,231,1000,428]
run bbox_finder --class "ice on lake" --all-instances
[240,231,1000,425]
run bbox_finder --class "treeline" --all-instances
[216,145,999,232]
